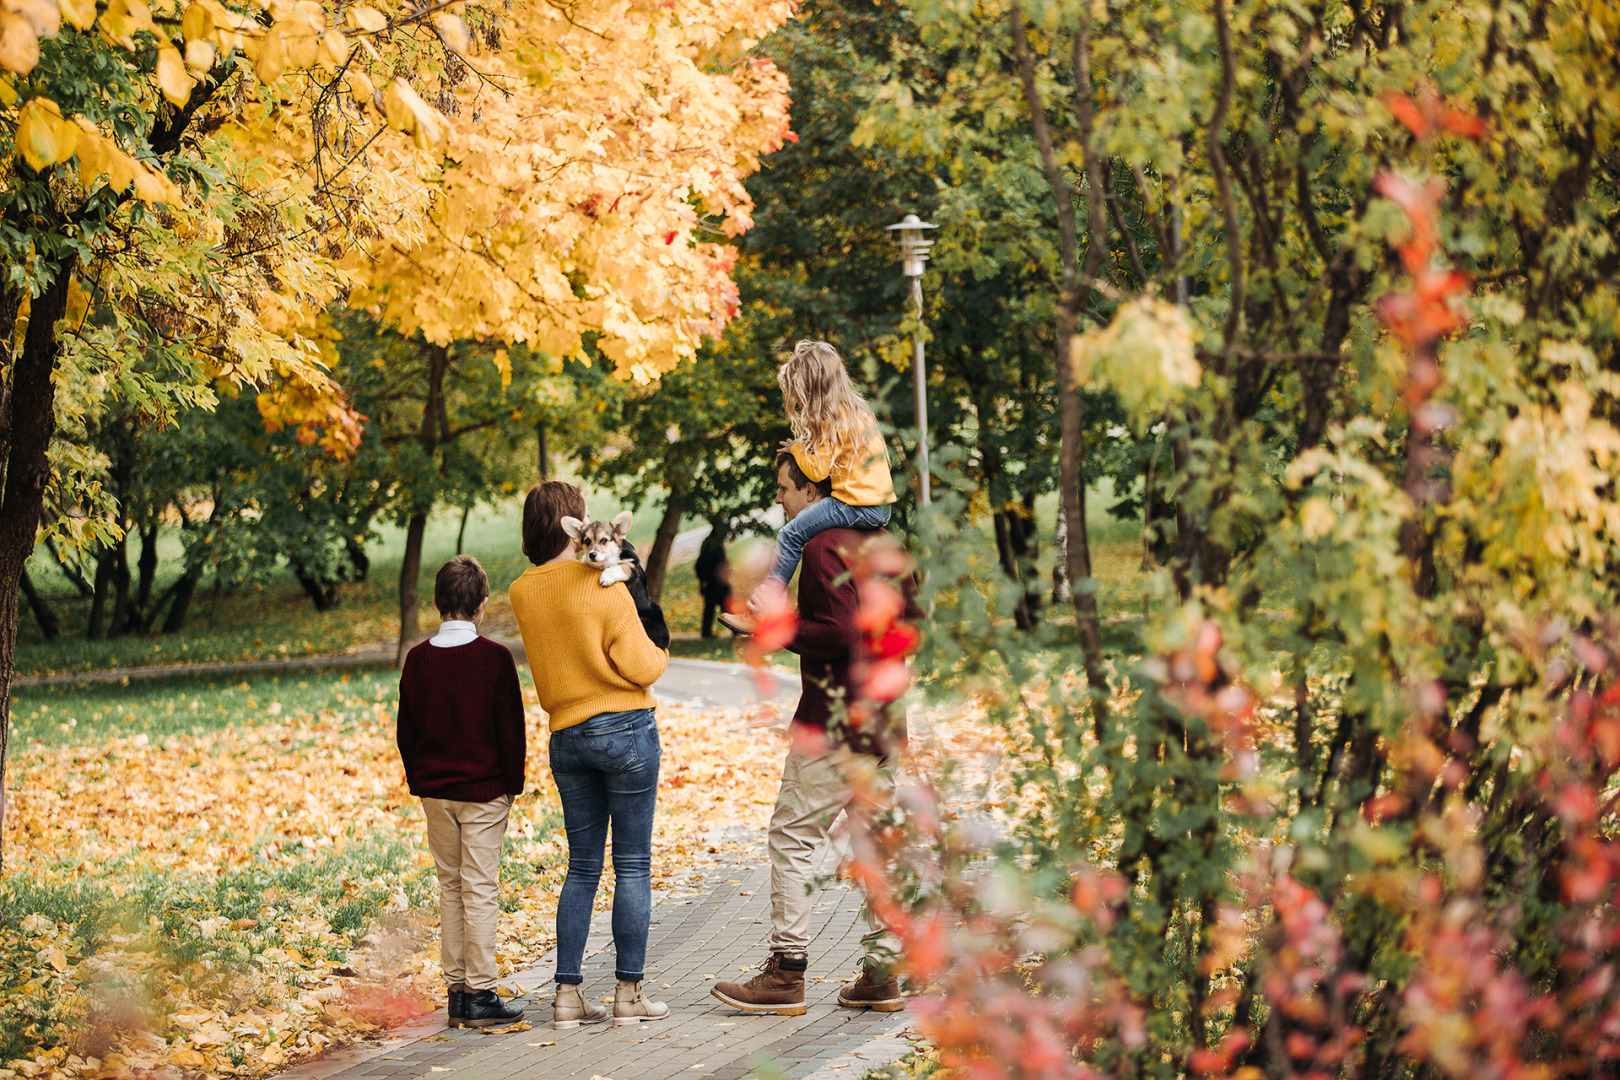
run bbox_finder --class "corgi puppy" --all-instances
[560,510,671,649]
[563,511,636,586]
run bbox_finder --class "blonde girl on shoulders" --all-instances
[721,340,895,635]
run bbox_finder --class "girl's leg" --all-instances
[551,735,610,985]
[847,503,891,528]
[768,497,869,584]
[602,711,661,981]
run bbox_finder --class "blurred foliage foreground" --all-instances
[841,0,1620,1075]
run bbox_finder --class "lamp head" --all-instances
[885,213,939,278]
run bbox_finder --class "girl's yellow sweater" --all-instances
[508,560,668,731]
[790,430,896,506]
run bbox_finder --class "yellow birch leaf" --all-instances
[382,77,419,134]
[57,0,95,30]
[315,28,346,70]
[14,98,60,170]
[0,73,17,104]
[345,3,383,32]
[253,24,284,81]
[103,143,139,191]
[0,11,41,74]
[184,38,214,73]
[72,123,104,188]
[180,0,212,41]
[97,0,154,49]
[261,17,314,73]
[433,12,469,54]
[344,67,374,108]
[6,0,58,37]
[155,46,192,105]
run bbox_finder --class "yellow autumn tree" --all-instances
[334,0,794,657]
[0,0,796,864]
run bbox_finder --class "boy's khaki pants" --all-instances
[421,795,511,992]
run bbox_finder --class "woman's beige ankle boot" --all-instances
[552,983,607,1029]
[613,980,669,1025]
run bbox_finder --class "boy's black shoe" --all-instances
[466,989,526,1028]
[447,984,469,1028]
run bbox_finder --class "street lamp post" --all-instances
[885,213,938,505]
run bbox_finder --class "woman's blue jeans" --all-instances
[549,707,661,984]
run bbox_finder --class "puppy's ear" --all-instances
[561,516,585,541]
[610,510,633,539]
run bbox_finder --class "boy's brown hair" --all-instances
[434,555,489,619]
[523,480,587,565]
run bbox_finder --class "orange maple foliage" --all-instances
[347,0,796,383]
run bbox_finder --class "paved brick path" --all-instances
[284,858,912,1080]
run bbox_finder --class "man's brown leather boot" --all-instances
[836,960,904,1012]
[710,953,808,1015]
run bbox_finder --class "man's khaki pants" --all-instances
[421,795,511,991]
[766,739,898,959]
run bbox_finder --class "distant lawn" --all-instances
[8,667,407,746]
[14,492,707,677]
[15,480,1150,677]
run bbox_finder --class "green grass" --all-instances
[14,478,1150,679]
[15,491,691,677]
[7,667,407,746]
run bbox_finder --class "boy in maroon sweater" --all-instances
[396,555,527,1030]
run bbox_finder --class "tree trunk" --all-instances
[537,421,549,480]
[0,267,75,871]
[456,505,471,555]
[994,508,1038,631]
[162,565,202,634]
[19,568,59,640]
[88,550,113,640]
[397,513,429,664]
[644,497,684,604]
[398,343,450,666]
[1053,505,1072,605]
[108,540,133,637]
[1010,2,1111,742]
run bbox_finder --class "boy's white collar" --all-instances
[429,620,479,648]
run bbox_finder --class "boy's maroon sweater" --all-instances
[396,636,527,802]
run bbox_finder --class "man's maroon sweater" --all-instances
[396,636,527,802]
[786,528,916,755]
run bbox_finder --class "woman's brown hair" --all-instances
[523,480,586,565]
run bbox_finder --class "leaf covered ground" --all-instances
[0,671,793,1078]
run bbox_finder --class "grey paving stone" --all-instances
[272,857,911,1080]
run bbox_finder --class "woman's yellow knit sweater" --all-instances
[508,559,668,731]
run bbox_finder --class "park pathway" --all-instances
[279,858,913,1080]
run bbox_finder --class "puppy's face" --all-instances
[561,511,633,566]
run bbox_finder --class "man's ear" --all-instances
[610,510,633,540]
[561,516,585,540]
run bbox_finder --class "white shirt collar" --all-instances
[429,620,479,648]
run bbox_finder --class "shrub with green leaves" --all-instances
[852,0,1620,1075]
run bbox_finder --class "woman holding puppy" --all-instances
[508,480,670,1029]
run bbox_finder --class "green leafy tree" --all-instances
[866,0,1620,1073]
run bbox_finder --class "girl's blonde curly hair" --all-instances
[779,340,878,471]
